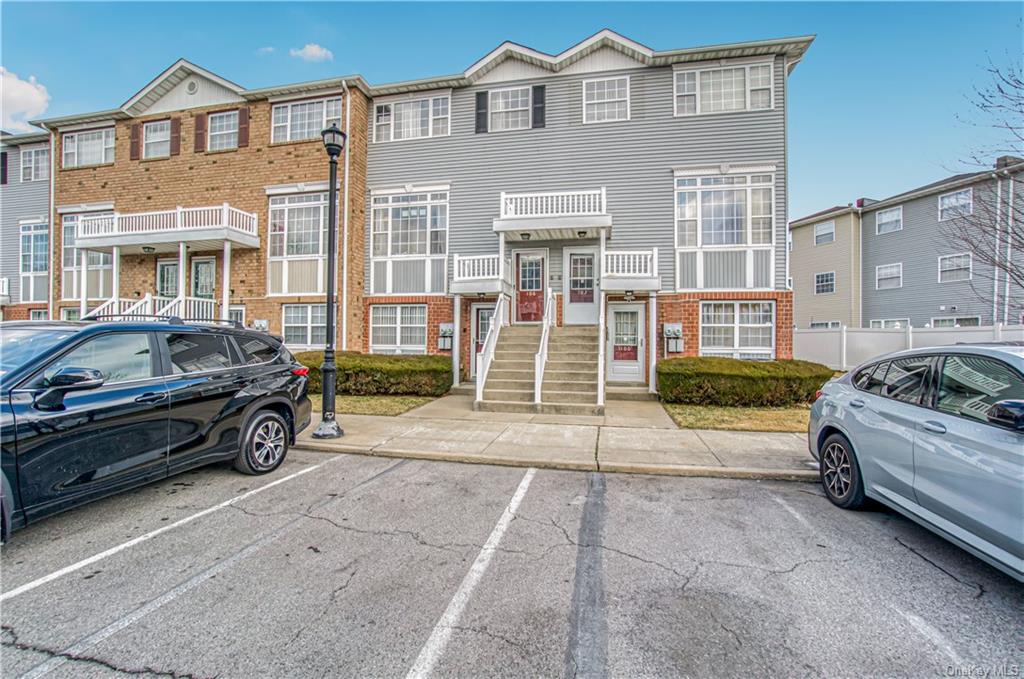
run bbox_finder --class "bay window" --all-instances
[268,192,331,295]
[374,95,450,142]
[700,302,775,360]
[370,189,448,295]
[370,304,428,354]
[19,221,48,303]
[282,304,326,347]
[62,128,115,168]
[61,213,112,300]
[271,97,342,143]
[674,62,773,116]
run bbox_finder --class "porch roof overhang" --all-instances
[600,275,661,292]
[77,229,260,255]
[450,278,514,296]
[492,215,612,242]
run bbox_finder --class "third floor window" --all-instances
[674,63,773,116]
[21,147,49,181]
[374,96,450,142]
[272,97,341,143]
[62,128,114,168]
[583,77,630,123]
[490,87,532,132]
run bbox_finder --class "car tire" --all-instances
[819,432,866,510]
[234,410,289,475]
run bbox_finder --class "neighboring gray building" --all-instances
[0,131,52,320]
[791,156,1024,330]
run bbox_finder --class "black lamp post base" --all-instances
[312,417,344,439]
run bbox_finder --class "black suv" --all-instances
[0,320,312,541]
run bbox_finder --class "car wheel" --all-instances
[234,410,289,475]
[819,433,865,509]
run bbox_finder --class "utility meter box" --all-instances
[663,323,683,354]
[438,323,455,351]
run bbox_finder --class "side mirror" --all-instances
[35,367,104,411]
[986,400,1024,431]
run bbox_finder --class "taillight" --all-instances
[292,367,310,376]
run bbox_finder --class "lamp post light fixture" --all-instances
[312,123,348,439]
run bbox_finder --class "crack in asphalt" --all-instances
[708,612,742,650]
[1,625,210,679]
[893,537,986,598]
[284,561,359,649]
[450,624,525,650]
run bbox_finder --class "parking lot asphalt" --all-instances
[1,450,1020,678]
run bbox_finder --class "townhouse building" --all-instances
[30,60,370,349]
[364,30,811,412]
[790,157,1023,330]
[0,131,52,320]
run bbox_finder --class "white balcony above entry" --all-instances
[451,253,514,295]
[602,248,660,291]
[76,203,259,254]
[493,188,612,241]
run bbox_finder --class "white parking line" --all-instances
[892,606,964,666]
[771,494,814,531]
[405,467,537,679]
[1,457,340,603]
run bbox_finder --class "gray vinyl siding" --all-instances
[365,55,789,294]
[0,141,51,305]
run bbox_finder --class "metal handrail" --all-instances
[475,293,508,403]
[597,291,606,408]
[534,287,556,404]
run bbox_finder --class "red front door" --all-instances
[515,253,544,322]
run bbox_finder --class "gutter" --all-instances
[340,80,352,350]
[993,173,1002,325]
[47,131,56,320]
[1005,176,1014,324]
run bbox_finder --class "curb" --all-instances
[294,442,819,483]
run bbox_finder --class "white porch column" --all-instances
[599,228,607,279]
[177,241,187,301]
[79,249,88,317]
[649,291,657,394]
[452,294,461,387]
[112,246,121,303]
[221,241,231,320]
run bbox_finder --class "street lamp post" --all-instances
[312,123,347,439]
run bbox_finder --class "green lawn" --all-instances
[662,403,810,433]
[308,393,434,417]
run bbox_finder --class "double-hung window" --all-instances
[870,318,909,329]
[814,221,835,245]
[583,77,629,123]
[931,316,980,328]
[62,128,115,168]
[61,213,113,300]
[699,301,775,360]
[674,62,773,116]
[374,95,450,142]
[21,147,49,182]
[814,272,835,295]
[271,97,342,143]
[875,207,902,234]
[810,321,841,329]
[938,188,972,221]
[938,253,971,283]
[19,221,48,303]
[143,120,171,159]
[268,192,330,295]
[370,304,427,354]
[490,87,531,132]
[370,189,448,295]
[876,263,903,290]
[282,304,326,347]
[208,111,239,151]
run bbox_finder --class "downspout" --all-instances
[1005,174,1014,324]
[856,206,863,328]
[47,128,56,319]
[992,173,1002,325]
[340,80,352,350]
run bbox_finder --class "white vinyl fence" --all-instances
[794,324,1024,370]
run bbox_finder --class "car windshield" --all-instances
[0,327,78,378]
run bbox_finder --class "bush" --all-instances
[294,351,452,397]
[657,357,834,407]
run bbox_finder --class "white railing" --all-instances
[597,291,606,407]
[604,249,658,278]
[83,297,138,319]
[476,293,509,403]
[154,295,219,320]
[454,254,501,281]
[533,287,557,404]
[122,294,155,317]
[500,188,606,219]
[79,203,258,239]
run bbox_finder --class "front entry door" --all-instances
[564,248,599,324]
[607,303,645,383]
[191,258,215,299]
[157,260,179,298]
[515,252,545,323]
[470,304,496,377]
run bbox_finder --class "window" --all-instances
[370,190,448,295]
[370,305,427,354]
[271,97,342,143]
[283,304,326,347]
[43,333,154,385]
[143,120,171,159]
[814,221,835,245]
[938,253,971,283]
[814,272,835,295]
[876,263,903,290]
[876,207,902,234]
[228,305,246,326]
[699,301,774,360]
[674,62,772,116]
[931,316,981,328]
[583,77,629,123]
[857,362,889,395]
[21,147,49,182]
[164,333,233,373]
[490,87,531,132]
[374,95,450,142]
[208,111,239,151]
[236,336,279,365]
[20,222,48,303]
[880,356,934,405]
[810,321,841,329]
[268,192,331,295]
[869,319,909,329]
[61,213,113,300]
[938,188,972,221]
[62,128,115,168]
[30,309,48,320]
[936,354,1024,424]
[61,308,81,321]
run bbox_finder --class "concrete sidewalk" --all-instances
[295,395,818,481]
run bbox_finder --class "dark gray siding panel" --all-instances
[0,141,51,305]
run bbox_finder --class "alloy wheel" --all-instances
[252,419,285,469]
[822,442,852,499]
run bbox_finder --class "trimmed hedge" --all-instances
[657,357,833,407]
[294,351,452,397]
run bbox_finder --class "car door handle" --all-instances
[849,398,865,408]
[922,421,947,435]
[134,392,168,404]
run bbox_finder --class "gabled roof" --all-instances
[121,59,244,115]
[789,205,852,228]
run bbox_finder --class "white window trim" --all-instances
[143,120,171,159]
[29,309,48,320]
[19,220,48,304]
[937,252,972,283]
[488,85,532,133]
[582,76,630,124]
[673,59,775,117]
[369,304,429,354]
[809,321,841,329]
[281,303,327,350]
[870,318,910,329]
[266,192,331,297]
[698,301,776,360]
[814,271,836,295]
[875,206,903,234]
[875,262,903,290]
[271,95,342,144]
[61,127,115,169]
[20,145,49,182]
[372,94,451,143]
[60,212,113,301]
[207,110,240,151]
[937,187,973,222]
[228,305,246,326]
[813,221,835,246]
[369,187,449,296]
[930,316,981,328]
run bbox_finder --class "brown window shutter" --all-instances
[0,152,7,184]
[170,117,181,156]
[194,113,207,153]
[237,107,250,147]
[129,123,141,160]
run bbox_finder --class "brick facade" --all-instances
[0,303,48,321]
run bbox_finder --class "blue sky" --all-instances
[2,2,1021,219]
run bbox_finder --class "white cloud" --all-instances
[289,43,333,63]
[256,46,275,56]
[1,67,50,133]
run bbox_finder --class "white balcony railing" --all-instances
[79,203,258,239]
[604,249,658,279]
[454,254,501,280]
[534,287,557,404]
[500,188,606,219]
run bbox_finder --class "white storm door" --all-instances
[607,303,644,382]
[563,248,599,325]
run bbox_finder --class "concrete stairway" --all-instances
[476,325,542,412]
[540,325,603,415]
